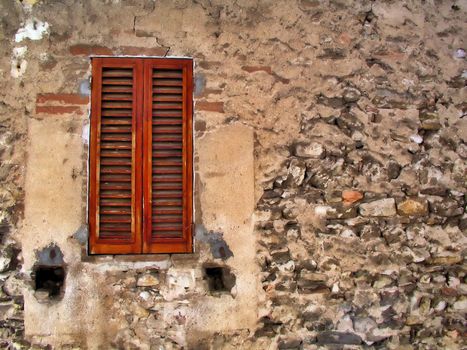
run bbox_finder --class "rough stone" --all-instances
[359,198,397,217]
[317,331,362,345]
[294,142,325,159]
[137,274,160,287]
[397,198,429,216]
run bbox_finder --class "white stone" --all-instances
[288,158,305,186]
[359,198,396,217]
[341,229,356,238]
[452,299,467,312]
[331,282,340,294]
[278,260,295,273]
[314,205,330,217]
[295,142,325,158]
[454,48,466,59]
[139,291,151,301]
[410,134,423,144]
[434,301,446,312]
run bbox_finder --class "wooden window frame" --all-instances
[88,57,193,255]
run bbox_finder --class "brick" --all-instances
[117,46,167,56]
[69,44,113,56]
[36,106,81,115]
[36,94,88,105]
[198,61,222,69]
[196,101,224,113]
[197,88,223,99]
[242,66,272,74]
[342,190,363,205]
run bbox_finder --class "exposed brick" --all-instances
[36,106,82,115]
[342,190,363,205]
[196,101,224,113]
[117,46,168,56]
[198,61,222,69]
[36,94,88,105]
[242,66,273,74]
[69,44,113,56]
[197,88,223,99]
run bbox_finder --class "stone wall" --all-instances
[0,0,466,349]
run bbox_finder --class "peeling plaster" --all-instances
[15,19,49,42]
[11,46,27,78]
[81,123,90,145]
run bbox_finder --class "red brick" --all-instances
[342,190,363,205]
[69,44,113,56]
[242,66,273,74]
[117,46,167,56]
[196,101,224,113]
[36,106,82,115]
[37,94,88,105]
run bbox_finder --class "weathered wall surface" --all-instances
[0,0,466,349]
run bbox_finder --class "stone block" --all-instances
[359,198,396,217]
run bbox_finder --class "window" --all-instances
[88,57,193,254]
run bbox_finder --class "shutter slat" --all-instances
[152,71,183,78]
[153,96,183,102]
[152,193,183,198]
[152,80,183,87]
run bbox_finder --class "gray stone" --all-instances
[3,274,23,297]
[288,158,306,186]
[429,198,464,217]
[317,331,362,345]
[270,248,291,264]
[359,198,396,217]
[354,317,377,335]
[343,87,361,103]
[0,254,11,273]
[387,160,401,180]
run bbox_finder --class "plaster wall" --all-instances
[0,0,465,349]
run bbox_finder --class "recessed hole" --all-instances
[203,265,236,294]
[34,266,65,299]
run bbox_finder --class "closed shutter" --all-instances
[143,59,193,253]
[89,57,192,254]
[89,58,143,254]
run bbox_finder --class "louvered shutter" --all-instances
[89,58,143,254]
[143,59,193,253]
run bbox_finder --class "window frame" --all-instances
[88,56,194,255]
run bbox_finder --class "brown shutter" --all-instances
[143,59,193,253]
[89,58,143,254]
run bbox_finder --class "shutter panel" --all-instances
[143,59,193,253]
[89,58,143,254]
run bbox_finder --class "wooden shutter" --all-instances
[143,59,193,253]
[89,58,143,254]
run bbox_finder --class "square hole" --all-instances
[203,266,236,294]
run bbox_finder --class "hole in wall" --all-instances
[203,265,236,294]
[32,244,66,302]
[34,266,65,299]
